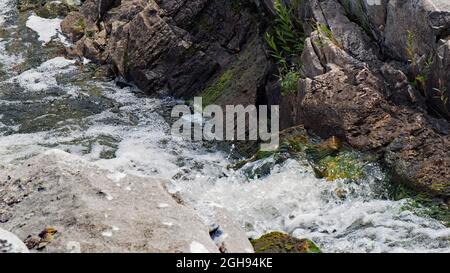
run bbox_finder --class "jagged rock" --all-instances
[341,0,450,120]
[280,30,450,198]
[61,0,271,101]
[0,150,250,253]
[60,11,86,42]
[300,37,325,78]
[428,39,450,119]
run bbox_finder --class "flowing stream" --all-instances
[0,2,449,253]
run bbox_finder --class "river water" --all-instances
[0,2,449,253]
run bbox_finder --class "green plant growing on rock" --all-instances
[315,152,365,181]
[406,31,417,69]
[407,31,423,88]
[433,80,450,117]
[406,31,434,95]
[265,0,305,95]
[230,126,371,182]
[316,23,343,49]
[73,17,86,34]
[251,232,321,253]
[391,184,450,226]
[202,69,234,106]
[280,70,301,95]
[434,87,449,106]
[405,31,450,118]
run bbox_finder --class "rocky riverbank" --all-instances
[1,0,449,253]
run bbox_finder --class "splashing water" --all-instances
[0,0,15,27]
[0,3,448,253]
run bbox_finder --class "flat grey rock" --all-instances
[0,150,251,253]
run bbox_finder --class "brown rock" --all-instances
[60,12,86,42]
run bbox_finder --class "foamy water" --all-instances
[0,0,15,26]
[0,2,448,253]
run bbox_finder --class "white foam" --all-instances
[26,14,67,44]
[0,0,15,27]
[171,159,450,253]
[0,39,24,71]
[9,57,75,92]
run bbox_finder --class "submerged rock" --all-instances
[251,232,321,253]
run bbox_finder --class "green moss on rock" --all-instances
[391,183,450,226]
[251,232,321,253]
[202,69,234,106]
[316,152,365,181]
[17,0,79,18]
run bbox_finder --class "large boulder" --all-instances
[279,0,450,199]
[0,150,252,253]
[339,0,450,119]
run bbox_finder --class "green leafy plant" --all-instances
[406,31,418,74]
[434,87,449,105]
[265,0,305,95]
[406,31,433,94]
[280,71,301,95]
[265,32,289,72]
[407,31,449,118]
[433,79,450,117]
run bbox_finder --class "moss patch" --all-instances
[390,183,450,226]
[231,125,370,182]
[17,0,78,18]
[251,232,321,253]
[316,152,365,181]
[201,69,234,106]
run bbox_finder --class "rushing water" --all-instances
[0,2,449,253]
